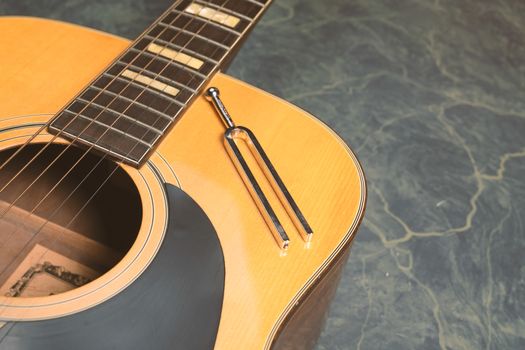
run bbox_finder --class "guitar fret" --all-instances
[203,0,266,19]
[144,35,219,65]
[243,0,265,7]
[99,68,193,129]
[102,72,184,107]
[50,108,153,164]
[75,97,164,135]
[147,25,227,62]
[157,22,230,51]
[58,127,145,166]
[88,86,174,123]
[64,108,155,147]
[185,2,241,28]
[60,130,138,165]
[146,42,206,72]
[91,77,183,119]
[65,102,161,146]
[192,0,253,21]
[161,11,239,48]
[101,72,180,103]
[101,73,186,109]
[170,9,242,36]
[118,45,207,94]
[124,49,203,91]
[128,46,207,81]
[121,68,181,97]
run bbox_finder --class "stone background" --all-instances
[1,0,524,349]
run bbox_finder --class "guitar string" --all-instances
[0,0,203,267]
[0,0,240,281]
[0,0,247,310]
[0,0,262,304]
[0,0,242,241]
[0,0,253,219]
[0,0,201,211]
[63,0,266,229]
[0,1,192,177]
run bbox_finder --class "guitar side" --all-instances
[0,17,366,349]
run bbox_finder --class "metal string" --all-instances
[0,1,200,267]
[0,1,197,207]
[0,0,246,311]
[0,0,238,271]
[0,0,264,304]
[0,0,242,231]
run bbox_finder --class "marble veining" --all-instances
[0,0,524,349]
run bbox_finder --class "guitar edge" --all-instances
[0,17,366,349]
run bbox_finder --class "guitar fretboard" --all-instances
[49,0,271,166]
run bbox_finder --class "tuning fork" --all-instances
[205,87,313,250]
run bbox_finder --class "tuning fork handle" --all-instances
[205,87,313,250]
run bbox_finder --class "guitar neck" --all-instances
[49,0,272,166]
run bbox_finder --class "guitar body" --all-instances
[0,17,365,349]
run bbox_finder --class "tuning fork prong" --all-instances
[205,87,313,250]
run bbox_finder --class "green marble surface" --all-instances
[1,0,524,349]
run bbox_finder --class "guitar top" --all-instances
[0,1,366,349]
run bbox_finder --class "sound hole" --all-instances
[0,143,142,298]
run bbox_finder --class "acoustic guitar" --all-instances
[0,0,366,349]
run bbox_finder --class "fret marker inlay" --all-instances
[184,3,241,28]
[147,42,204,70]
[121,69,180,97]
[49,0,271,166]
